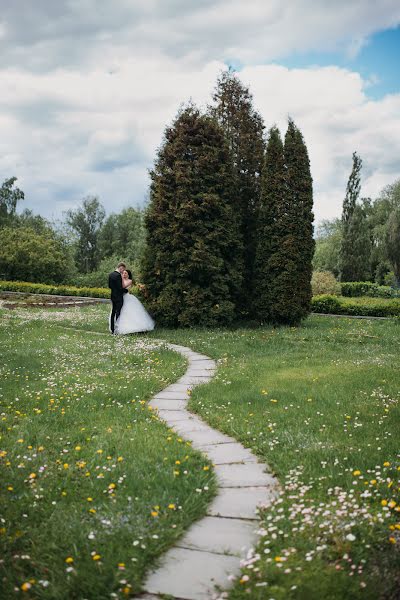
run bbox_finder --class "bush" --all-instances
[0,226,70,284]
[311,271,341,296]
[311,294,342,314]
[311,294,400,317]
[341,281,400,298]
[0,280,113,299]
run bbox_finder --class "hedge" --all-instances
[341,281,400,298]
[0,280,112,299]
[312,294,400,317]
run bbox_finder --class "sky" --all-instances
[0,0,400,226]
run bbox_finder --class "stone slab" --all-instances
[214,462,276,488]
[176,516,258,556]
[177,375,213,385]
[172,419,212,435]
[186,368,216,377]
[163,383,191,393]
[199,442,258,465]
[152,390,189,400]
[156,409,193,422]
[188,429,235,447]
[207,486,274,520]
[150,399,187,411]
[145,547,239,600]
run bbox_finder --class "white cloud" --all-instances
[0,0,399,224]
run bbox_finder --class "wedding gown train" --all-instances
[110,293,155,334]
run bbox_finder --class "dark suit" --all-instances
[108,270,127,333]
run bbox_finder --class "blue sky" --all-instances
[0,1,399,224]
[280,26,400,100]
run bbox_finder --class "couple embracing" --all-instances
[108,262,154,335]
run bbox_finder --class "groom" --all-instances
[108,262,128,334]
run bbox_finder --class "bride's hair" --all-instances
[126,269,133,280]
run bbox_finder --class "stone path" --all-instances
[140,342,280,600]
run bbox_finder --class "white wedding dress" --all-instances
[112,293,155,335]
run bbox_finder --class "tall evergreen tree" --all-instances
[142,105,243,327]
[386,207,400,284]
[340,151,363,281]
[253,126,286,320]
[210,69,265,315]
[279,119,315,323]
[343,204,372,281]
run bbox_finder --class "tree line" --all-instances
[314,153,400,285]
[2,69,316,326]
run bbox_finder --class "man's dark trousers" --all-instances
[108,270,126,334]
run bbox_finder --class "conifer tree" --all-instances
[267,119,314,324]
[253,126,286,320]
[340,152,363,281]
[142,105,243,327]
[343,204,372,281]
[386,207,400,284]
[210,70,265,315]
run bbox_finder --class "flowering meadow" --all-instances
[0,303,216,598]
[155,316,400,600]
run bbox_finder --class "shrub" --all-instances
[311,294,342,314]
[311,271,341,296]
[341,281,400,298]
[311,294,400,317]
[0,226,70,284]
[0,280,115,299]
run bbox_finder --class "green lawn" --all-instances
[153,316,400,600]
[1,304,399,599]
[0,306,216,599]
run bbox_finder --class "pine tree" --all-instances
[142,105,243,327]
[263,119,314,325]
[210,69,265,315]
[340,152,363,281]
[252,126,286,320]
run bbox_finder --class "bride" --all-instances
[113,270,155,335]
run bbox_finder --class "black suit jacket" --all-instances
[108,271,127,301]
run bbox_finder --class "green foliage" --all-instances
[339,153,373,281]
[312,294,400,316]
[98,207,146,276]
[0,176,24,227]
[343,204,372,281]
[0,227,70,284]
[66,196,105,273]
[386,206,400,283]
[313,218,342,277]
[0,280,111,298]
[311,271,341,296]
[266,119,314,325]
[253,126,286,320]
[340,281,400,298]
[142,105,243,327]
[210,69,265,312]
[311,294,342,313]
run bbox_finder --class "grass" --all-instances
[1,303,399,599]
[150,315,400,600]
[0,306,216,599]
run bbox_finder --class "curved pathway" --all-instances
[140,342,280,600]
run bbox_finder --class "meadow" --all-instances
[1,302,399,599]
[0,305,216,599]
